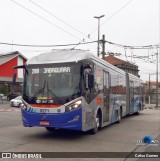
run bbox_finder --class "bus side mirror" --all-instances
[85,74,94,89]
[13,73,17,84]
[12,65,26,84]
[88,74,94,88]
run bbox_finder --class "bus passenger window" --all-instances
[94,66,103,92]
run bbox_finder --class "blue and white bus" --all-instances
[14,49,144,134]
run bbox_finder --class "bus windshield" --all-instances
[23,63,82,104]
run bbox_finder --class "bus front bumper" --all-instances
[21,107,82,131]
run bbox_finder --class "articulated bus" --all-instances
[14,49,144,134]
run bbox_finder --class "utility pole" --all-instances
[101,34,106,59]
[155,51,159,108]
[149,73,151,104]
[94,15,105,57]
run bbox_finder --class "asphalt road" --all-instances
[0,103,159,161]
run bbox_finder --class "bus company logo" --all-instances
[2,153,12,158]
[1,153,42,159]
[136,136,158,146]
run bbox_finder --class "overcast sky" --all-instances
[0,0,159,82]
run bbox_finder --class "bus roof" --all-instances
[27,49,94,65]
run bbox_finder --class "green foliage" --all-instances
[0,85,9,96]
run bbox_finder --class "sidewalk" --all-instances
[0,96,9,103]
[144,104,160,110]
[0,96,10,108]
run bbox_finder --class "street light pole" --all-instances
[149,73,151,104]
[155,51,159,108]
[94,15,105,57]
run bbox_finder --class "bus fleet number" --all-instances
[40,109,49,113]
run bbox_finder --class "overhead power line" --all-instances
[101,0,134,27]
[27,0,97,50]
[10,0,82,41]
[11,0,97,51]
[73,0,134,49]
[28,0,86,37]
[0,41,97,47]
[89,0,134,36]
[105,40,160,49]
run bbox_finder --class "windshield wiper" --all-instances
[30,80,46,101]
[46,81,62,104]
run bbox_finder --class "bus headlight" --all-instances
[20,101,29,111]
[65,100,82,112]
[21,103,27,110]
[20,103,27,110]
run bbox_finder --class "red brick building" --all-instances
[0,51,27,95]
[104,55,139,77]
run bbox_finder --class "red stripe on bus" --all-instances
[30,104,62,108]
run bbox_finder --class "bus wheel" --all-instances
[90,113,100,135]
[136,104,141,115]
[45,127,55,132]
[117,108,122,123]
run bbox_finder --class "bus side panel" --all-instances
[109,94,126,123]
[132,95,141,113]
[129,77,143,114]
[109,94,119,123]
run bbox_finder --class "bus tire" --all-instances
[136,103,141,115]
[45,127,55,132]
[90,112,100,135]
[117,108,122,123]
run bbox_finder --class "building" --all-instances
[104,55,139,77]
[0,51,27,96]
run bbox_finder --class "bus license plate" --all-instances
[39,121,50,126]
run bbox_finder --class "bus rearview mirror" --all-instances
[88,74,94,88]
[13,73,17,84]
[85,74,94,89]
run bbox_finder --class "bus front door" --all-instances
[130,81,134,113]
[103,72,110,123]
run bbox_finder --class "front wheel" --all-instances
[117,109,122,123]
[135,103,141,115]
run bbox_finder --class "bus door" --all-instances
[130,81,134,113]
[103,71,110,123]
[126,73,130,114]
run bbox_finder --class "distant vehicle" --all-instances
[7,92,21,100]
[10,96,22,107]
